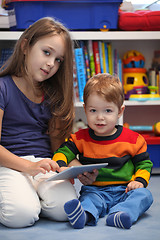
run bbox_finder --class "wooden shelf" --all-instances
[1,31,160,41]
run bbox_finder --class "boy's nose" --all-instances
[97,113,104,120]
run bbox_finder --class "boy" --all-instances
[53,73,153,229]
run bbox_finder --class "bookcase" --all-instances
[0,31,160,171]
[0,31,160,123]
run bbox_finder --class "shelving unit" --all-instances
[1,31,160,123]
[0,31,160,172]
[1,31,160,118]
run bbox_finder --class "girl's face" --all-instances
[84,93,124,137]
[24,34,65,83]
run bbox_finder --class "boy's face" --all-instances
[84,93,124,137]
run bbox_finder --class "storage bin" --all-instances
[5,0,122,30]
[143,134,160,168]
[147,144,160,168]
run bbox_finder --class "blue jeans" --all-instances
[79,185,153,226]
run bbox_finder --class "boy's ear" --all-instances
[21,39,28,55]
[118,104,125,118]
[83,103,86,112]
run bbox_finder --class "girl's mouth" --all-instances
[41,68,49,75]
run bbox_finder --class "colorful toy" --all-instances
[148,86,158,94]
[123,68,149,99]
[123,122,160,136]
[129,94,160,101]
[123,50,145,68]
[122,50,150,100]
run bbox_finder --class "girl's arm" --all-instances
[0,109,59,176]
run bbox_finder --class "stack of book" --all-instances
[73,40,122,102]
[0,48,13,70]
[0,4,16,29]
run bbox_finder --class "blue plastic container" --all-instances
[147,145,160,168]
[6,0,122,30]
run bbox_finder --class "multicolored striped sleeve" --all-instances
[131,134,153,187]
[52,136,80,167]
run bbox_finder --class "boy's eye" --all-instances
[106,109,112,113]
[90,109,96,113]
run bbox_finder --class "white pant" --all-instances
[0,156,77,228]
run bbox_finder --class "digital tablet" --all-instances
[45,163,108,181]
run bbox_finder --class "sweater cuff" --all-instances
[56,160,67,167]
[135,177,147,188]
[52,152,68,167]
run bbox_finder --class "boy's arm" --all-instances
[52,139,78,167]
[130,134,153,188]
[69,159,99,185]
[68,159,82,167]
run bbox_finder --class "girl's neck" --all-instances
[12,75,43,104]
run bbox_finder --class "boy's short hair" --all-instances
[83,73,124,109]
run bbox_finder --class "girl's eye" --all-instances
[56,58,62,64]
[43,50,50,56]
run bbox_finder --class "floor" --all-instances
[0,175,160,240]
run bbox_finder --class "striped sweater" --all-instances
[53,125,153,187]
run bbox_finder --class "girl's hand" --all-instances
[58,166,74,184]
[125,181,144,193]
[26,159,60,176]
[78,169,99,185]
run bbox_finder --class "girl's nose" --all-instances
[47,58,55,68]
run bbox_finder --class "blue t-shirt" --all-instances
[0,75,53,158]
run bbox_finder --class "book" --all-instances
[98,41,104,73]
[92,40,101,74]
[0,48,13,69]
[104,42,109,73]
[74,48,86,102]
[0,9,16,28]
[118,58,123,84]
[113,48,118,75]
[107,42,113,75]
[87,40,95,77]
[83,41,91,81]
[101,41,106,73]
[73,52,79,103]
[148,68,156,86]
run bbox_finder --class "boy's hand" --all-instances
[26,158,60,176]
[125,181,144,193]
[78,169,99,185]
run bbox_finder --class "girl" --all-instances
[0,17,77,228]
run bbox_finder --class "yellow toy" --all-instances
[122,50,149,99]
[123,68,149,97]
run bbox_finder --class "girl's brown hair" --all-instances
[83,73,124,110]
[0,17,74,141]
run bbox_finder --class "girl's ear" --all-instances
[21,39,28,55]
[118,104,125,119]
